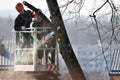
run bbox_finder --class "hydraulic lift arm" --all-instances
[23,1,86,80]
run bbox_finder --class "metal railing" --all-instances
[13,27,59,71]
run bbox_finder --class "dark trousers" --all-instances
[45,38,56,65]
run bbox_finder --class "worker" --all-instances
[30,10,46,65]
[14,2,33,48]
[30,10,56,65]
[30,10,46,40]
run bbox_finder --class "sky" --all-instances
[0,0,120,19]
[0,0,109,17]
[0,0,94,18]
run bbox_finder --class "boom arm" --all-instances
[23,1,51,25]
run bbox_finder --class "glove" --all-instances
[21,26,26,30]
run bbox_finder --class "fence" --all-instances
[109,47,120,75]
[0,40,15,70]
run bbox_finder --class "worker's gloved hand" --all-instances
[21,26,26,30]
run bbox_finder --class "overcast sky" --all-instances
[0,0,120,18]
[0,0,94,14]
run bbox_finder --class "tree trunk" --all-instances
[46,0,86,80]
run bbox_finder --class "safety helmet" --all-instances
[15,3,24,12]
[33,11,43,22]
[33,12,39,18]
[33,9,42,18]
